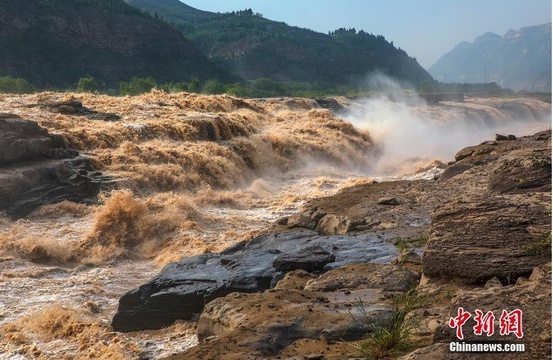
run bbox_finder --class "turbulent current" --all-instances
[0,91,550,359]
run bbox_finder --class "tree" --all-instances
[119,77,157,96]
[202,79,225,94]
[188,77,200,92]
[77,76,97,93]
[0,76,35,94]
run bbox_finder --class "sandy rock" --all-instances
[314,214,350,235]
[488,148,551,193]
[274,270,316,290]
[423,194,550,284]
[304,263,420,292]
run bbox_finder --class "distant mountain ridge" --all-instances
[0,0,230,89]
[428,23,552,92]
[124,0,434,87]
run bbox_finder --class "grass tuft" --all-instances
[526,232,552,259]
[348,289,423,359]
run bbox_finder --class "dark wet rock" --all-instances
[42,100,120,121]
[314,97,344,111]
[112,228,397,332]
[112,250,281,332]
[495,133,518,141]
[0,116,56,164]
[273,245,335,272]
[0,116,110,217]
[377,196,399,205]
[422,194,550,284]
[0,157,110,218]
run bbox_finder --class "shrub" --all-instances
[77,76,98,93]
[119,77,157,96]
[202,79,226,94]
[0,76,35,94]
[527,232,552,259]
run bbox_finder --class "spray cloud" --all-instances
[345,73,551,175]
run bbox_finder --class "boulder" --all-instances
[422,194,550,284]
[112,229,398,332]
[0,116,110,217]
[195,288,392,354]
[304,263,420,292]
[488,148,551,193]
[273,246,335,272]
[112,250,281,332]
[378,197,399,205]
[0,157,109,218]
[0,115,55,164]
[42,100,120,121]
[185,263,415,358]
[314,214,350,235]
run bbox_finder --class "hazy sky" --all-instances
[183,0,551,69]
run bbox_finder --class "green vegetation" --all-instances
[120,77,157,96]
[526,232,552,259]
[77,77,98,93]
[0,0,231,90]
[0,0,524,97]
[419,80,512,95]
[125,0,433,88]
[349,289,424,359]
[0,76,35,94]
[394,232,429,251]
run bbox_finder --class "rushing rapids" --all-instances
[0,91,550,359]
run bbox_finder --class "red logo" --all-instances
[499,309,523,339]
[449,307,472,340]
[449,308,523,339]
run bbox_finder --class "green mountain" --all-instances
[0,0,231,90]
[125,0,434,87]
[429,24,551,93]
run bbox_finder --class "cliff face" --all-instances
[428,23,552,92]
[0,0,229,89]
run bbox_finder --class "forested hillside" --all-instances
[0,0,231,90]
[125,0,434,88]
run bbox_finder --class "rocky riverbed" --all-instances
[117,130,551,359]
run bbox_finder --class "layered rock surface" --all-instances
[423,131,551,284]
[0,113,109,217]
